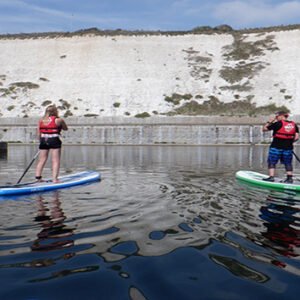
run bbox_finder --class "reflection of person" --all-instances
[262,111,299,183]
[31,192,74,253]
[35,105,68,183]
[260,198,300,258]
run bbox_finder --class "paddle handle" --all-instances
[17,150,40,184]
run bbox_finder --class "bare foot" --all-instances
[52,179,60,183]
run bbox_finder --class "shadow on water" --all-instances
[0,145,300,299]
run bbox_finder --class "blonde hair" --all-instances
[44,105,58,118]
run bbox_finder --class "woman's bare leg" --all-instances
[51,148,61,183]
[35,150,49,179]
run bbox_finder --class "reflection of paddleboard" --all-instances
[0,171,101,196]
[236,170,300,192]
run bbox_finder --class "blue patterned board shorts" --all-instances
[267,147,293,169]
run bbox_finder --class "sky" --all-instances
[0,0,300,34]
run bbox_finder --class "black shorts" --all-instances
[39,137,62,150]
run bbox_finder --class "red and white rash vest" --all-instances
[39,116,60,134]
[273,120,296,139]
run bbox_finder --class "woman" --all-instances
[35,105,68,183]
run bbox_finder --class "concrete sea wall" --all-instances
[1,116,299,145]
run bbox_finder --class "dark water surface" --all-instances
[0,145,300,300]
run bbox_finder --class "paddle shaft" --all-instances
[293,151,300,164]
[17,150,40,184]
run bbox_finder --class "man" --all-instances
[262,111,299,183]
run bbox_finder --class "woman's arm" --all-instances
[56,118,68,131]
[37,121,41,139]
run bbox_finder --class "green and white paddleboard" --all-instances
[236,170,300,192]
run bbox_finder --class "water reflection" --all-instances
[260,193,300,259]
[209,254,268,283]
[1,145,300,299]
[29,191,100,282]
[3,144,270,174]
[0,150,7,160]
[0,142,7,161]
[31,191,74,253]
[233,182,300,275]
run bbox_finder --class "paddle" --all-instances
[17,150,40,184]
[293,151,300,164]
[291,151,300,181]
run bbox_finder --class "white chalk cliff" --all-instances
[0,28,299,118]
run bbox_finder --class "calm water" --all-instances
[0,145,300,300]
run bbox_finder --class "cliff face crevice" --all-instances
[0,29,299,118]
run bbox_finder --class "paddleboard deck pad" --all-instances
[236,170,300,192]
[0,171,101,196]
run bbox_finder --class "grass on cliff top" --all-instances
[1,24,300,40]
[166,96,289,116]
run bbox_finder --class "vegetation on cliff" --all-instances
[1,24,300,40]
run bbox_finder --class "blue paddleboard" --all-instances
[0,171,101,196]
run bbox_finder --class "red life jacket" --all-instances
[39,116,60,134]
[273,120,296,139]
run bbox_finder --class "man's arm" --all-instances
[262,116,277,132]
[294,124,299,142]
[262,122,271,132]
